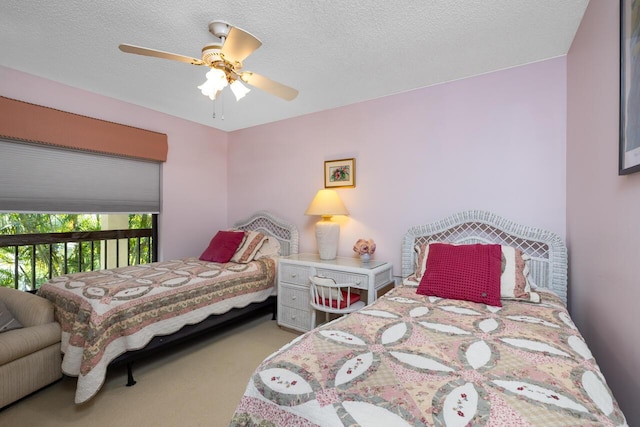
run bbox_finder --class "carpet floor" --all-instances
[0,313,299,427]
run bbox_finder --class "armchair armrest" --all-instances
[0,322,61,365]
[0,287,54,327]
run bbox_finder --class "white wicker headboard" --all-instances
[401,210,568,304]
[233,211,299,256]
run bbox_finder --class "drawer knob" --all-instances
[291,273,297,278]
[292,315,296,320]
[291,295,297,300]
[356,280,361,284]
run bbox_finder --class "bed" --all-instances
[230,210,627,426]
[37,211,298,404]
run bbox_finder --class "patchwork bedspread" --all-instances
[38,256,276,404]
[231,286,626,426]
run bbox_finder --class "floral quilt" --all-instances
[231,285,626,426]
[38,257,276,404]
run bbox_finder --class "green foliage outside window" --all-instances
[0,213,152,290]
[128,213,153,266]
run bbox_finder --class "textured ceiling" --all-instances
[0,1,589,132]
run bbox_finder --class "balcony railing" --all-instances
[0,229,156,291]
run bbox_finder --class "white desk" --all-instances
[277,253,394,332]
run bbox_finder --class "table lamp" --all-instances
[304,189,349,260]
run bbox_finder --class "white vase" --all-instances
[360,253,371,263]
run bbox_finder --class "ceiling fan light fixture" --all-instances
[198,68,228,100]
[120,20,297,103]
[230,79,250,101]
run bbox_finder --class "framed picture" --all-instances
[620,0,640,175]
[324,158,355,188]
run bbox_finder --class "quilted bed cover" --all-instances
[38,256,276,404]
[231,286,626,426]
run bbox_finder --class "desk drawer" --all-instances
[279,283,310,310]
[280,264,311,285]
[279,306,311,331]
[315,268,368,289]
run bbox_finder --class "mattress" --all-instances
[230,285,626,426]
[38,256,276,403]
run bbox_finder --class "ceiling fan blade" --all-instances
[221,27,262,64]
[119,44,205,66]
[241,72,298,101]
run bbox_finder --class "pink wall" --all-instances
[228,58,568,280]
[0,65,229,260]
[567,0,640,423]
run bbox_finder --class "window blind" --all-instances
[0,139,161,213]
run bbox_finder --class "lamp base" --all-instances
[315,219,339,260]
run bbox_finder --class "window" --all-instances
[0,213,156,290]
[0,98,165,290]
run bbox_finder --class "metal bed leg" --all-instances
[126,363,137,387]
[272,298,277,320]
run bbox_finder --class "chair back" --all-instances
[309,276,362,314]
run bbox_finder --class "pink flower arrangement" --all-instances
[353,238,376,255]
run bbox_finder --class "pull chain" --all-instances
[211,91,225,120]
[221,90,225,120]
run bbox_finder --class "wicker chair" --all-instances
[309,276,366,328]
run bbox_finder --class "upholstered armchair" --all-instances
[0,287,62,408]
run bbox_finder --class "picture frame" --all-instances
[324,158,355,188]
[620,0,640,175]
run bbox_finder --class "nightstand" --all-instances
[277,253,394,332]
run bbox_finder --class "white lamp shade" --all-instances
[305,189,349,260]
[198,68,228,100]
[230,79,251,100]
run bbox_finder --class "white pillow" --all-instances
[500,247,540,303]
[230,231,267,263]
[254,236,281,259]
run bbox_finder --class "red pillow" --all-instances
[416,243,502,307]
[199,231,245,263]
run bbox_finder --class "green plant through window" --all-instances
[0,213,153,290]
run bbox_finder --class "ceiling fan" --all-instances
[119,20,298,102]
